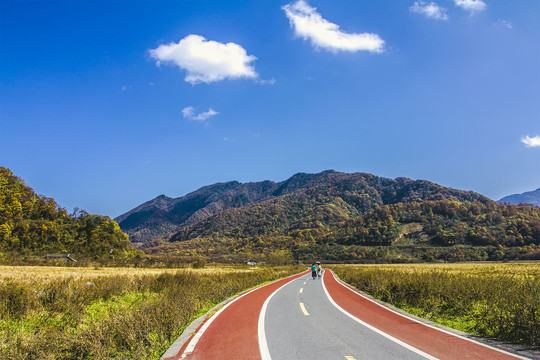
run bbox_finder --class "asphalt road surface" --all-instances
[264,272,428,360]
[163,270,530,360]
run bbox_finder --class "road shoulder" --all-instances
[328,270,540,360]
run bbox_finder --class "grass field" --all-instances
[0,264,303,360]
[0,264,258,284]
[328,262,540,348]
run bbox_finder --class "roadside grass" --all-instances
[328,262,540,348]
[0,264,259,284]
[0,264,303,359]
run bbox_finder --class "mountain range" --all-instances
[2,166,539,264]
[116,170,490,244]
[499,188,540,207]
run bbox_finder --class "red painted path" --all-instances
[323,270,522,360]
[163,269,525,360]
[163,271,308,360]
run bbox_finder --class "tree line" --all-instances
[0,167,136,259]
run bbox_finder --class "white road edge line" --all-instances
[329,270,530,360]
[180,274,302,360]
[259,276,302,360]
[179,287,258,359]
[321,270,439,360]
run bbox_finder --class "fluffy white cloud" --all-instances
[521,135,540,148]
[282,0,384,53]
[410,1,449,20]
[149,35,258,84]
[454,0,487,13]
[182,106,219,122]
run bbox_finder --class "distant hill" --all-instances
[115,179,283,243]
[499,188,540,207]
[140,171,540,263]
[150,199,540,263]
[322,200,540,247]
[170,171,491,243]
[117,170,490,244]
[0,167,136,259]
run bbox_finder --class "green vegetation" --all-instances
[329,263,540,347]
[0,265,303,359]
[326,200,540,247]
[117,170,489,244]
[169,171,490,243]
[0,167,136,261]
[2,166,538,264]
[148,200,540,263]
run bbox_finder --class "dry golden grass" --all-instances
[0,264,303,359]
[329,261,540,347]
[335,261,540,278]
[0,264,261,285]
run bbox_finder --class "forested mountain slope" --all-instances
[150,200,540,263]
[323,200,540,247]
[169,171,490,242]
[117,170,383,243]
[115,179,280,243]
[0,167,135,258]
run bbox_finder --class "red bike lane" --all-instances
[323,270,526,360]
[163,271,308,360]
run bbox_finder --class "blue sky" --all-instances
[1,0,539,218]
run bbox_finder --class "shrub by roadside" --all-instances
[0,265,303,359]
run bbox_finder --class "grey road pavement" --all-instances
[263,272,430,360]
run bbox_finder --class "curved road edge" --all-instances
[161,270,309,360]
[320,270,438,360]
[324,269,535,360]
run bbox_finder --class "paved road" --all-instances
[162,271,308,360]
[322,270,524,360]
[163,269,530,360]
[264,272,428,360]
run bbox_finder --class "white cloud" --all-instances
[495,19,513,29]
[454,0,487,13]
[149,34,258,84]
[282,0,384,53]
[410,1,449,21]
[521,135,540,148]
[182,106,219,122]
[259,78,276,85]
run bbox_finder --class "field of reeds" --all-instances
[0,264,303,359]
[328,262,540,347]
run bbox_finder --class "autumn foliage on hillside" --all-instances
[150,199,540,263]
[169,171,490,243]
[327,200,540,247]
[0,167,136,258]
